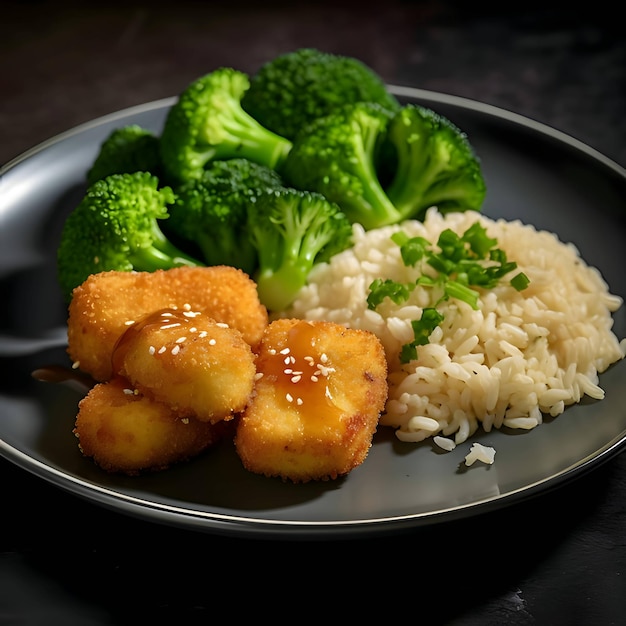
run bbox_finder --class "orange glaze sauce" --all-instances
[111,307,199,375]
[262,320,339,418]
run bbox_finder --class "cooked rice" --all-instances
[282,208,626,444]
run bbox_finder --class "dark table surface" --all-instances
[2,1,625,624]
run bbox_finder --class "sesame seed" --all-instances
[320,353,329,364]
[183,303,191,311]
[310,375,319,382]
[280,348,290,355]
[148,346,156,355]
[296,398,303,406]
[183,310,200,318]
[283,357,291,365]
[171,345,180,355]
[175,336,186,344]
[189,327,197,333]
[304,356,315,365]
[123,388,134,395]
[254,372,264,380]
[162,311,174,317]
[268,349,277,355]
[285,393,294,403]
[158,346,166,354]
[291,375,302,383]
[161,322,181,330]
[209,338,216,346]
[72,361,80,369]
[216,322,229,328]
[284,368,293,374]
[124,320,135,326]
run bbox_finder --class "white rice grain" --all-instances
[280,208,625,444]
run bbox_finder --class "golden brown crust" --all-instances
[67,266,268,381]
[234,318,388,483]
[74,376,231,475]
[113,309,256,423]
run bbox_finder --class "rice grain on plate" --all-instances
[282,208,626,444]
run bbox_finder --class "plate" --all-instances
[1,86,625,539]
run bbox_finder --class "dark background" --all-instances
[2,1,626,624]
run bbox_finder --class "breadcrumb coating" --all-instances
[112,308,256,422]
[74,376,231,475]
[67,266,268,381]
[235,318,388,482]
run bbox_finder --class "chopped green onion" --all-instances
[367,278,413,310]
[400,308,444,364]
[510,271,530,291]
[367,221,530,362]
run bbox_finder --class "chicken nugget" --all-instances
[234,318,388,483]
[74,376,230,475]
[112,308,256,423]
[67,265,268,381]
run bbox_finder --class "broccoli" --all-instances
[87,125,162,186]
[242,47,401,141]
[167,158,283,275]
[383,104,486,219]
[282,101,403,230]
[283,102,487,230]
[159,67,293,184]
[57,172,202,301]
[247,187,353,312]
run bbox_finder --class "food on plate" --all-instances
[57,171,201,301]
[283,208,626,444]
[282,101,485,230]
[247,186,353,312]
[234,318,388,482]
[112,308,256,423]
[159,67,293,184]
[166,158,283,275]
[87,124,162,185]
[464,442,496,466]
[74,376,231,474]
[55,49,622,481]
[67,265,268,381]
[241,47,401,141]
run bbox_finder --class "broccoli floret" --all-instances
[383,104,487,219]
[167,158,283,275]
[242,48,401,141]
[159,68,293,184]
[57,172,202,300]
[248,187,353,312]
[282,101,403,230]
[87,125,162,186]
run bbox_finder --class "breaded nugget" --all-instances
[112,308,256,423]
[67,266,268,381]
[234,318,388,483]
[74,376,230,475]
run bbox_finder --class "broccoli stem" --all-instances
[203,106,292,170]
[131,222,202,270]
[256,265,308,312]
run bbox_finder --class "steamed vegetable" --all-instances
[167,158,283,275]
[57,172,201,301]
[248,187,353,311]
[242,47,401,140]
[159,67,293,184]
[87,125,162,185]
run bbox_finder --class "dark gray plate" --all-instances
[1,86,625,539]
